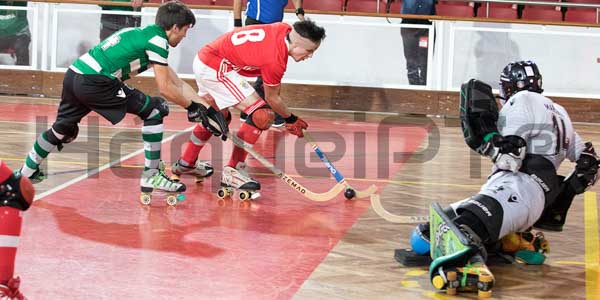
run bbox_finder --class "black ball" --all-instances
[344,188,356,199]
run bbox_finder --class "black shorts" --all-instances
[56,69,148,127]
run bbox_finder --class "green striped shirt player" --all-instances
[20,1,229,200]
[70,24,168,81]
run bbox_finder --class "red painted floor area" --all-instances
[9,102,429,299]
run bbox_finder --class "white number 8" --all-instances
[231,29,266,46]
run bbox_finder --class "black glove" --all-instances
[186,102,229,141]
[569,142,600,193]
[206,107,229,141]
[234,18,242,27]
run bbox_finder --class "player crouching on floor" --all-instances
[407,61,599,295]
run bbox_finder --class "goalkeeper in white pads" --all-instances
[406,61,599,294]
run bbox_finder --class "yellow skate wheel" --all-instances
[238,191,250,201]
[431,275,446,290]
[166,195,178,206]
[217,188,230,199]
[170,174,181,182]
[140,193,152,205]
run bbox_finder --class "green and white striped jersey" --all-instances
[70,24,169,81]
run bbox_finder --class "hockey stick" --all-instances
[227,133,346,202]
[370,194,430,223]
[303,130,377,199]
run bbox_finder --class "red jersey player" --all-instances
[170,20,326,199]
[0,160,34,299]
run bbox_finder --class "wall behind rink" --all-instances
[1,3,600,104]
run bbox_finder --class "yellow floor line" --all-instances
[584,191,599,300]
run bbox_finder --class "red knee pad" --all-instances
[248,107,274,130]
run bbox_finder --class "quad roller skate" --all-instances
[431,254,494,298]
[500,230,549,265]
[18,167,46,184]
[217,162,260,206]
[429,202,495,298]
[0,276,25,300]
[140,161,186,206]
[170,159,214,183]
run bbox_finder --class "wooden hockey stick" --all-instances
[303,131,377,199]
[228,134,346,202]
[369,194,429,224]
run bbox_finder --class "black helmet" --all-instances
[499,60,543,101]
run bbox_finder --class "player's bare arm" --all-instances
[292,0,305,20]
[263,84,291,118]
[153,63,190,108]
[233,0,243,27]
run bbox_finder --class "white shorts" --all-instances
[193,55,256,110]
[451,171,546,238]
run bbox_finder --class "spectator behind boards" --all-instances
[0,0,30,66]
[401,0,435,85]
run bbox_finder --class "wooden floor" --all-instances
[0,95,598,299]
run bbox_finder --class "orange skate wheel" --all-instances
[478,289,492,298]
[446,271,457,295]
[477,274,493,298]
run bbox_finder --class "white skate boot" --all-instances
[140,161,186,206]
[170,159,214,183]
[217,162,261,203]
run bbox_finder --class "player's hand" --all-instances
[206,107,229,141]
[574,142,600,191]
[186,102,229,140]
[284,114,308,138]
[295,8,305,21]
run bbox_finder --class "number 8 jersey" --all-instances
[197,22,292,87]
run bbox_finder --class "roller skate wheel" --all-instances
[176,194,186,202]
[194,177,204,183]
[446,271,458,295]
[140,193,152,205]
[479,274,493,283]
[431,275,446,290]
[238,190,251,201]
[478,289,492,298]
[217,188,229,199]
[170,174,181,182]
[166,195,178,206]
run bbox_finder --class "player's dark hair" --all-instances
[293,20,326,44]
[155,1,196,31]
